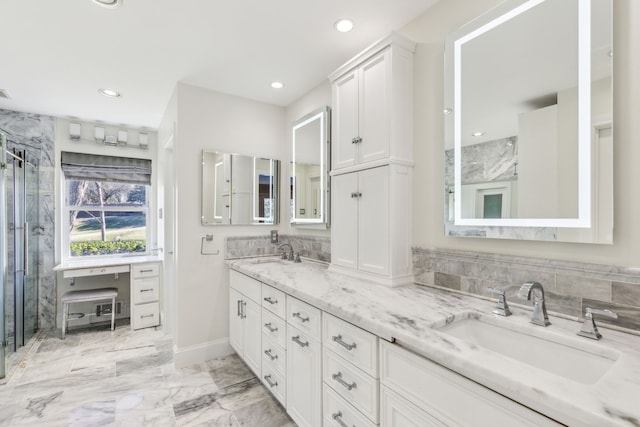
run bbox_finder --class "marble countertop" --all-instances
[226,256,640,427]
[54,255,162,271]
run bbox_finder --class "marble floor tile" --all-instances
[0,327,295,427]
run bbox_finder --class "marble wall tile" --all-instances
[557,274,611,301]
[225,234,330,263]
[612,281,640,307]
[582,299,640,331]
[434,272,461,291]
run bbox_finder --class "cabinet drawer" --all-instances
[132,277,159,304]
[262,309,287,348]
[262,334,286,376]
[324,384,377,427]
[131,302,160,330]
[131,263,159,278]
[379,341,562,427]
[324,348,379,423]
[323,313,379,377]
[229,270,261,303]
[286,296,321,339]
[262,361,286,407]
[63,264,129,279]
[261,283,286,318]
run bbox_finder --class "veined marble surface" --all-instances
[54,255,163,271]
[227,256,640,427]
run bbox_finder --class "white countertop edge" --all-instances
[54,255,162,271]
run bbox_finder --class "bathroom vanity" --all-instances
[227,256,640,427]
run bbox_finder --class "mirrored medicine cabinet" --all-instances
[290,106,331,227]
[202,151,280,225]
[444,0,613,243]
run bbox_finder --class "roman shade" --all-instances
[61,151,152,185]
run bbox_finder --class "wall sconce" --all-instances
[69,123,81,141]
[94,127,105,143]
[138,132,149,149]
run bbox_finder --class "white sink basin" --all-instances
[437,313,619,384]
[248,257,291,265]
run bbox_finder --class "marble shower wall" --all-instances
[225,234,330,263]
[1,109,56,330]
[413,247,640,332]
[444,136,518,187]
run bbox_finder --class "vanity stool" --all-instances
[61,287,118,339]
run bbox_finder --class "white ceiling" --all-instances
[0,0,439,130]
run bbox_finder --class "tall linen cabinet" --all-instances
[329,33,415,287]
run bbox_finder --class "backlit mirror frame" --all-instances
[290,106,331,227]
[444,0,612,242]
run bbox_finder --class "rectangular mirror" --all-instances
[444,0,613,243]
[202,151,280,225]
[290,106,331,226]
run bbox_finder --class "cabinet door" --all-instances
[358,49,390,165]
[331,173,358,270]
[381,385,447,427]
[358,167,389,276]
[243,298,262,377]
[229,288,244,355]
[287,326,322,427]
[332,69,359,170]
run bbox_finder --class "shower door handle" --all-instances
[23,222,28,277]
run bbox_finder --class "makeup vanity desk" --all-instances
[54,256,163,330]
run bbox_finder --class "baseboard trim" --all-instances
[173,337,234,367]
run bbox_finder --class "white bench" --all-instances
[61,287,118,339]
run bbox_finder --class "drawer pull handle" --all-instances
[237,300,242,317]
[332,411,351,427]
[263,296,278,305]
[140,269,154,273]
[140,288,154,292]
[264,349,278,360]
[263,374,278,388]
[332,335,357,351]
[332,371,357,391]
[292,312,310,323]
[140,314,155,319]
[291,335,309,348]
[264,322,278,333]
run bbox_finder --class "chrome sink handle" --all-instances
[518,281,551,326]
[487,287,512,317]
[577,307,618,340]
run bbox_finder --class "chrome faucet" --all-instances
[577,307,618,340]
[278,243,294,261]
[518,282,551,326]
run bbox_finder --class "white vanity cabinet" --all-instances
[261,283,287,406]
[330,34,415,171]
[331,164,413,285]
[379,341,563,427]
[229,270,262,377]
[286,296,323,427]
[131,263,161,330]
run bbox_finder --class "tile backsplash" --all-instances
[413,248,640,332]
[225,235,331,263]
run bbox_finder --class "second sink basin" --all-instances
[436,312,619,384]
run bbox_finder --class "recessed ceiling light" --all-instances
[472,131,484,137]
[271,82,284,89]
[92,0,121,8]
[98,88,121,98]
[334,19,354,33]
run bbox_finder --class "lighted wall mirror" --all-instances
[444,0,613,243]
[290,106,331,227]
[202,151,280,225]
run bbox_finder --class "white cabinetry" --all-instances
[330,34,415,171]
[329,32,415,287]
[287,297,322,427]
[229,270,262,377]
[379,341,563,426]
[131,263,161,330]
[331,164,412,285]
[261,283,287,406]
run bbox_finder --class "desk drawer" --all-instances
[131,263,159,279]
[131,302,160,330]
[262,309,287,348]
[262,283,286,318]
[323,313,379,378]
[63,264,129,279]
[286,296,321,339]
[132,277,159,304]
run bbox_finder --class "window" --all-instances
[61,152,152,259]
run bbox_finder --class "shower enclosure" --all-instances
[1,133,40,379]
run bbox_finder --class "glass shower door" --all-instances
[23,151,39,342]
[1,133,7,378]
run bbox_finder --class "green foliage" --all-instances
[70,240,146,256]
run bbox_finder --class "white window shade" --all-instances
[61,151,151,185]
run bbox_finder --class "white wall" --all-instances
[402,0,640,268]
[166,83,286,365]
